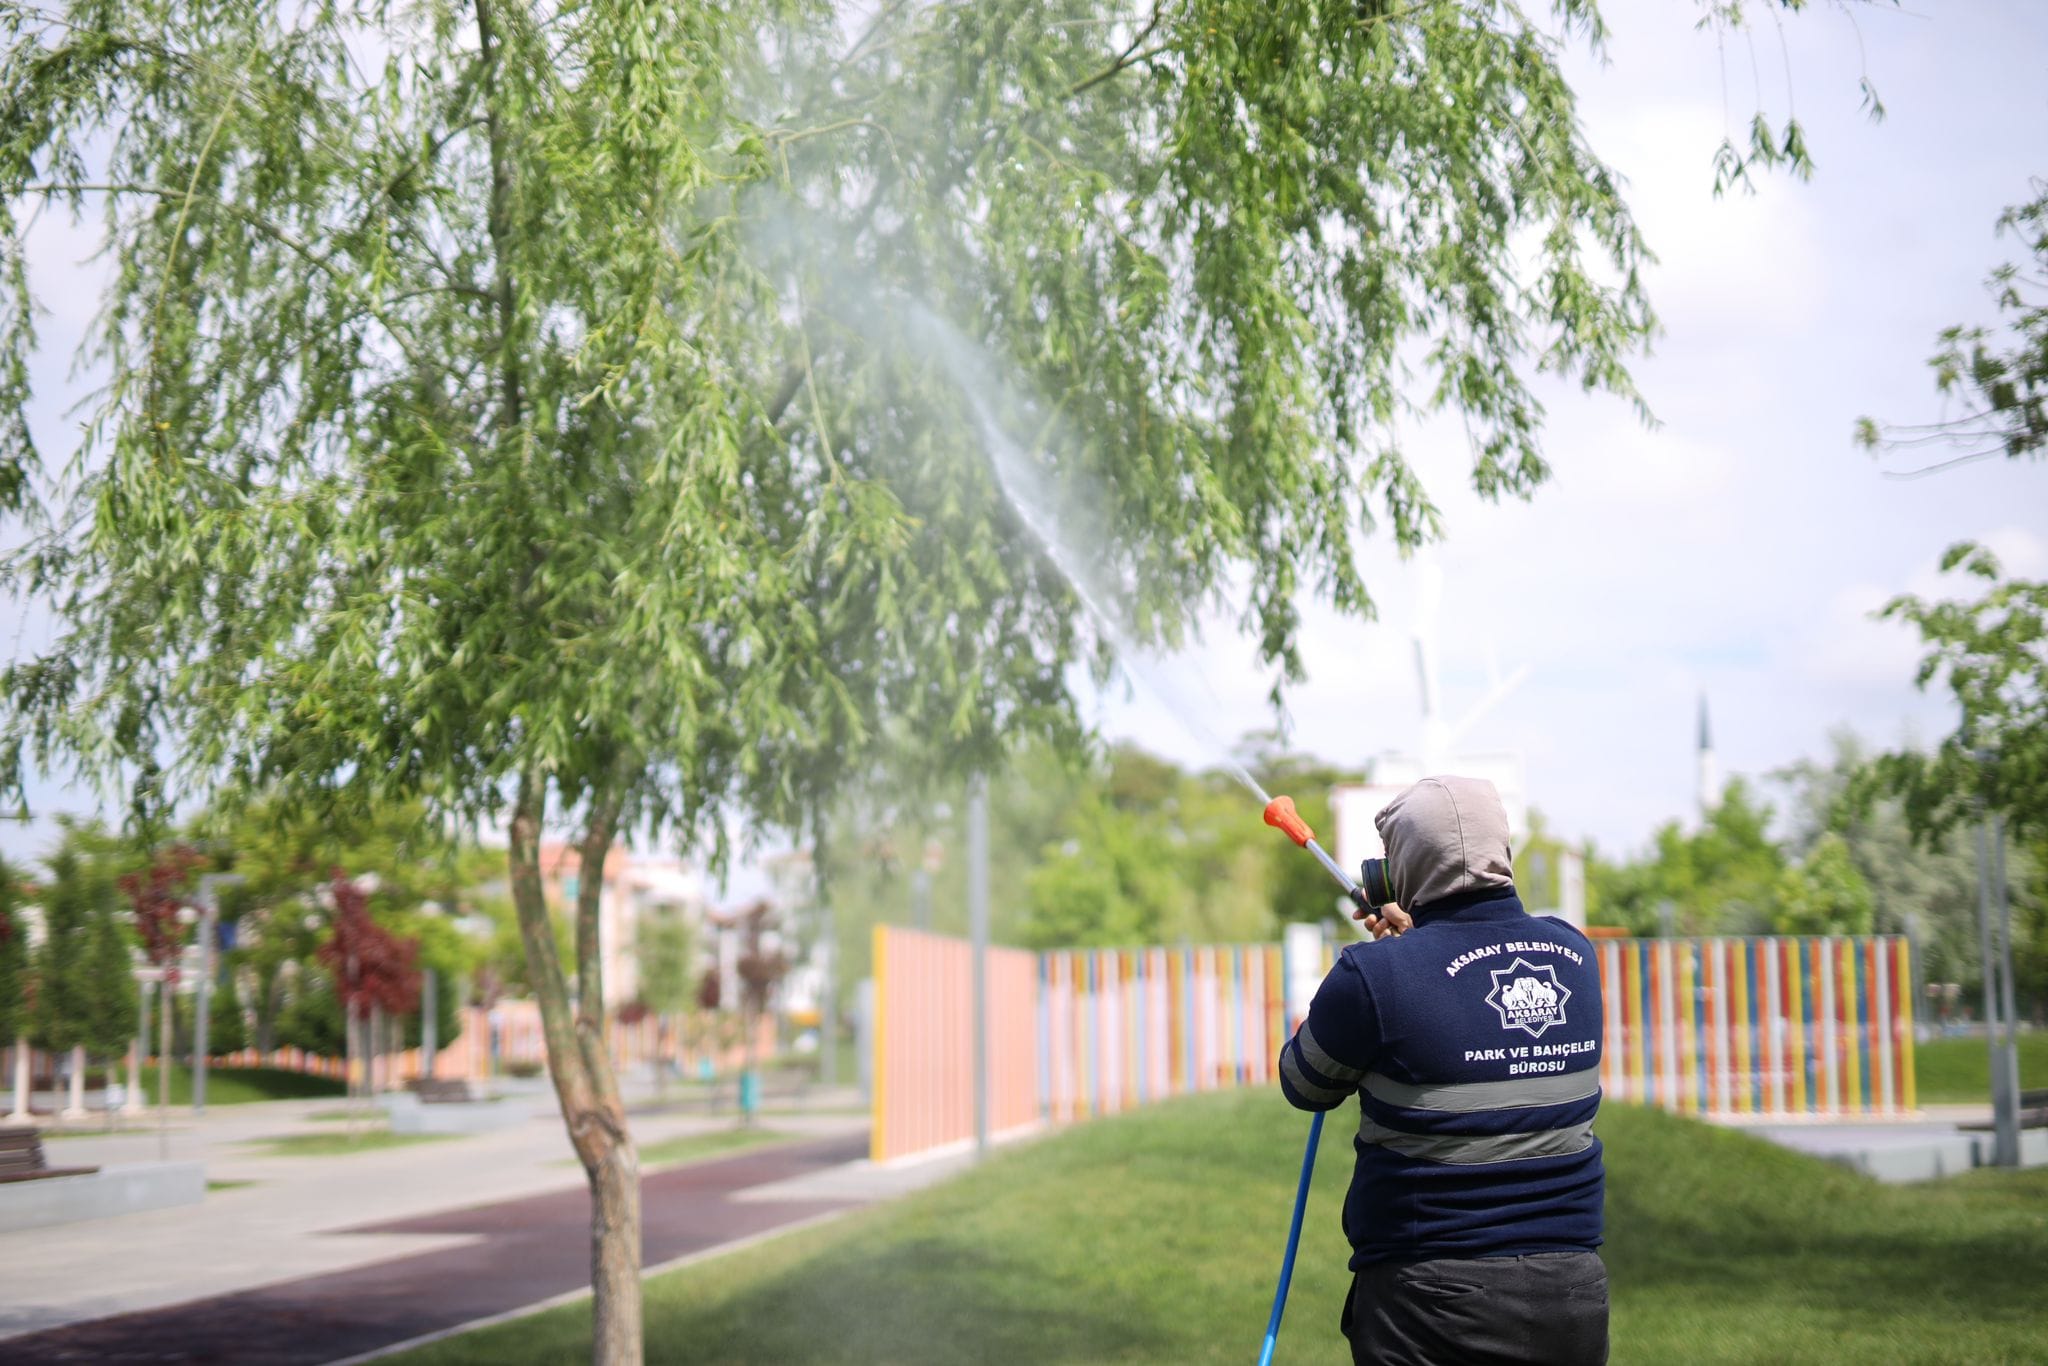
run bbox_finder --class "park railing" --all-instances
[871,927,1334,1162]
[871,927,1918,1165]
[3,1000,779,1110]
[1040,942,1334,1124]
[871,927,1041,1162]
[206,1001,775,1088]
[1595,935,1916,1116]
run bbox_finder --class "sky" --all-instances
[4,1,2048,879]
[1089,0,2048,856]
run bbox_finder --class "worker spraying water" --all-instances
[1263,776,1608,1366]
[895,289,1607,1365]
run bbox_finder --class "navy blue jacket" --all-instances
[1278,887,1604,1269]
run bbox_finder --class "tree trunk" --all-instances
[508,770,642,1366]
[7,1038,29,1121]
[127,980,148,1116]
[64,1044,87,1119]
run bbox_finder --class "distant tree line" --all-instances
[0,799,538,1076]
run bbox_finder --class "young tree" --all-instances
[0,3,1875,1357]
[196,794,489,1055]
[1868,544,2048,841]
[119,847,206,990]
[317,877,422,1063]
[1022,744,1284,947]
[1026,792,1186,948]
[31,836,134,1108]
[1771,833,1875,937]
[1784,734,1990,997]
[731,901,788,1110]
[1588,780,1788,935]
[276,972,347,1058]
[29,843,93,1076]
[207,968,249,1056]
[635,911,694,1088]
[81,881,139,1071]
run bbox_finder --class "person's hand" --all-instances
[1352,901,1412,940]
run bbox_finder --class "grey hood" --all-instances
[1372,775,1515,910]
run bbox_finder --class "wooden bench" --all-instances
[0,1126,98,1184]
[405,1078,475,1104]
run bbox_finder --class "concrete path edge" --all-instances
[325,1205,859,1366]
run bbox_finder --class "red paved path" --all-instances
[0,1130,869,1364]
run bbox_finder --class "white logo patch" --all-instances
[1484,958,1572,1038]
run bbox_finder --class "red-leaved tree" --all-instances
[119,847,208,986]
[316,876,420,1018]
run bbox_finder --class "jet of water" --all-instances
[907,305,1274,808]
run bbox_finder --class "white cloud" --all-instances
[1799,582,1922,689]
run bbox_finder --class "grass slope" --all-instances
[1915,1034,2048,1104]
[138,1063,346,1106]
[400,1091,2048,1365]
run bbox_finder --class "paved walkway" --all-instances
[0,1080,939,1363]
[1713,1104,2048,1181]
[0,1129,875,1364]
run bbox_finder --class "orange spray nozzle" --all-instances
[1263,795,1315,848]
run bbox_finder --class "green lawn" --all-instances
[305,1105,392,1123]
[244,1128,453,1158]
[1914,1034,2048,1104]
[136,1063,346,1106]
[637,1128,797,1169]
[398,1090,2048,1365]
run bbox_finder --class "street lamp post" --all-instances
[191,872,246,1115]
[1968,739,2021,1168]
[419,901,444,1081]
[817,898,837,1091]
[968,773,989,1158]
[126,961,150,1117]
[1990,812,2022,1165]
[911,868,932,932]
[164,906,197,1159]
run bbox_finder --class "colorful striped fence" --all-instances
[871,926,1041,1162]
[1039,942,1332,1123]
[873,928,1919,1164]
[142,1002,774,1091]
[1596,935,1915,1117]
[873,929,1334,1161]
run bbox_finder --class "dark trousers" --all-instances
[1340,1250,1609,1366]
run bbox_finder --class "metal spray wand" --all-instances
[1254,795,1372,1366]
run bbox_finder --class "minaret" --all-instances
[1696,694,1718,819]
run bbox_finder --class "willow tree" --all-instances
[2,1,1861,1359]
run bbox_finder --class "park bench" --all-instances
[0,1126,98,1184]
[405,1077,476,1104]
[2022,1089,2048,1127]
[1958,1089,2048,1132]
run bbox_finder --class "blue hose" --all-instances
[1257,1108,1325,1366]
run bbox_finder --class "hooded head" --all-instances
[1372,775,1514,911]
